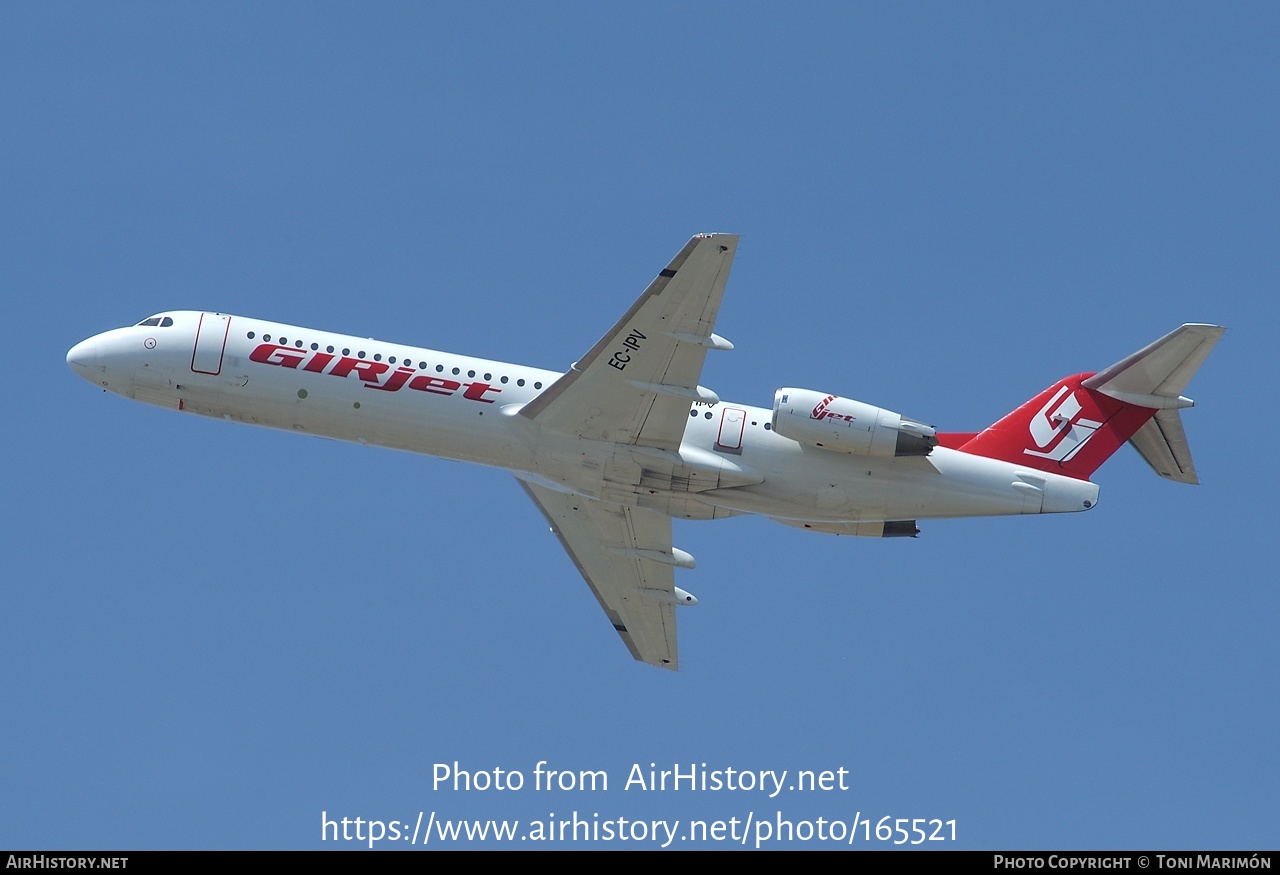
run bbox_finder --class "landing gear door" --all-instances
[191,313,230,376]
[717,406,746,451]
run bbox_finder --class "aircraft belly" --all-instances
[522,435,1089,521]
[700,445,1040,522]
[171,367,533,470]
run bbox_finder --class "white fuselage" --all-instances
[67,310,1099,529]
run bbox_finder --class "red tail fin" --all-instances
[957,373,1156,481]
[957,324,1224,482]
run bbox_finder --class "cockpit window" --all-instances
[137,317,162,327]
[160,316,173,327]
[136,316,174,327]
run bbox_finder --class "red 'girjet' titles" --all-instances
[248,343,503,403]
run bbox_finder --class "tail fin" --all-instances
[956,324,1224,482]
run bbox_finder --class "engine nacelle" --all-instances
[772,388,937,457]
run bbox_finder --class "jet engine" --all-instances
[772,388,937,457]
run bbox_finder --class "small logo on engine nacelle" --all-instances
[811,394,855,423]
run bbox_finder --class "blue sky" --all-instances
[3,4,1276,849]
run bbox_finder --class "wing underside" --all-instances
[513,234,740,668]
[520,233,737,450]
[518,478,682,670]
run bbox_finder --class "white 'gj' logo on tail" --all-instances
[1025,386,1103,463]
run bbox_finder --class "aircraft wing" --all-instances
[519,233,738,451]
[517,478,682,670]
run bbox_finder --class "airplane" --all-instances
[66,233,1223,670]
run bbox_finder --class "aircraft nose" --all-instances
[66,337,100,377]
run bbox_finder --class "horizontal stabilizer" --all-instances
[1128,409,1200,484]
[1080,323,1222,485]
[1082,323,1224,402]
[958,324,1222,482]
